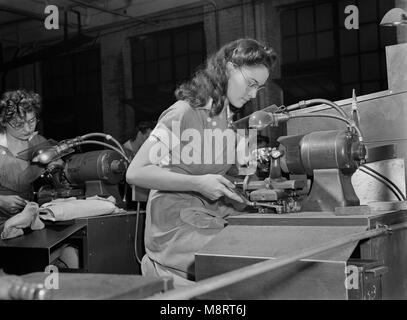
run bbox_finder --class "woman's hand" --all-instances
[194,174,245,203]
[0,195,28,214]
[46,159,64,172]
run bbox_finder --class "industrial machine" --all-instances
[193,81,407,300]
[0,134,143,277]
[232,96,366,214]
[18,133,130,208]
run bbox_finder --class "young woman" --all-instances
[0,89,47,223]
[126,38,277,286]
[0,89,77,268]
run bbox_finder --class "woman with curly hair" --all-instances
[0,89,48,222]
[0,89,78,268]
[126,38,277,286]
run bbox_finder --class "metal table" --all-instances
[195,210,407,299]
[0,212,140,275]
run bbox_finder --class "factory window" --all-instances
[279,0,397,105]
[41,47,103,142]
[130,23,205,121]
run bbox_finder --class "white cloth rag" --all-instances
[39,196,124,221]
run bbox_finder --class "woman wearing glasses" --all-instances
[0,90,79,268]
[126,38,277,287]
[0,89,56,222]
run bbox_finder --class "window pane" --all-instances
[158,35,171,58]
[360,24,378,52]
[175,31,188,55]
[189,28,203,52]
[281,10,296,36]
[63,57,73,76]
[298,34,316,60]
[190,53,203,73]
[362,81,381,94]
[145,38,157,61]
[175,55,189,80]
[146,62,158,84]
[75,57,87,75]
[88,73,99,92]
[159,59,172,83]
[359,0,377,23]
[77,74,87,93]
[133,42,144,63]
[341,56,359,83]
[317,31,335,58]
[340,29,358,55]
[64,77,73,95]
[360,53,380,81]
[133,64,145,86]
[88,51,100,72]
[316,3,333,31]
[298,7,314,34]
[282,37,297,63]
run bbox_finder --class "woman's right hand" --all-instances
[194,174,245,203]
[0,195,27,214]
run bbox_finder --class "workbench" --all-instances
[0,212,140,275]
[195,209,407,299]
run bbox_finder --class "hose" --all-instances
[77,140,131,163]
[359,167,403,201]
[289,113,364,141]
[359,165,406,200]
[80,132,127,157]
[285,99,348,119]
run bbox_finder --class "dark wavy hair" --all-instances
[0,89,41,132]
[175,38,278,116]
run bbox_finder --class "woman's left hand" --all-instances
[46,159,64,172]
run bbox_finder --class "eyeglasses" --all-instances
[7,117,38,130]
[238,68,266,92]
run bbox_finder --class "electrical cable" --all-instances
[76,140,130,163]
[359,167,403,201]
[81,132,127,157]
[283,99,348,119]
[289,113,364,140]
[361,164,406,200]
[307,99,348,119]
